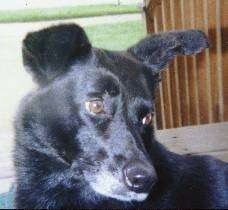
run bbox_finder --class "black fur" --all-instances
[14,24,227,209]
[128,29,209,72]
[22,24,91,85]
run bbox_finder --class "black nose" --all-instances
[123,160,157,193]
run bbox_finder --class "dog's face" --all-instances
[68,50,159,201]
[21,24,208,202]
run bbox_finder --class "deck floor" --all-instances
[0,122,228,193]
[156,122,228,161]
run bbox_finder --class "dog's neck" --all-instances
[145,138,183,207]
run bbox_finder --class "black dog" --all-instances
[14,24,227,209]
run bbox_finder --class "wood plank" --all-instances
[216,0,224,122]
[154,3,165,129]
[176,0,191,126]
[163,0,180,128]
[180,0,191,126]
[194,0,210,124]
[182,0,200,125]
[143,0,155,33]
[221,0,228,120]
[207,0,220,122]
[143,0,162,34]
[170,0,182,127]
[160,0,173,129]
[203,0,213,123]
[156,122,228,157]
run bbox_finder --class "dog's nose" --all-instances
[123,160,157,193]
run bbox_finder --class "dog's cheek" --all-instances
[141,126,154,149]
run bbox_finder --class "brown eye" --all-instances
[142,112,154,125]
[85,99,104,114]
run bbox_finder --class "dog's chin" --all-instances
[92,188,149,202]
[85,170,149,202]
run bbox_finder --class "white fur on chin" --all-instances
[88,170,148,202]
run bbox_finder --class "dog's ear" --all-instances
[128,30,209,73]
[22,24,91,85]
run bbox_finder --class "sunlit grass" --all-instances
[0,4,140,23]
[85,20,146,50]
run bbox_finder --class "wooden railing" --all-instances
[143,0,228,129]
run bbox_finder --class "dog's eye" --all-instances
[142,112,154,125]
[85,99,104,114]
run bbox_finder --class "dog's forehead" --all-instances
[70,49,151,100]
[93,49,151,97]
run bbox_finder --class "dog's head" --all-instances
[22,24,208,202]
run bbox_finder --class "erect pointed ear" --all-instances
[128,30,209,72]
[22,24,91,86]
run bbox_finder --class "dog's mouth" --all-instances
[84,170,150,202]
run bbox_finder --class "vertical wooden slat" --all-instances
[221,0,228,120]
[180,0,191,125]
[170,0,182,127]
[203,0,213,123]
[216,0,224,122]
[154,4,165,129]
[143,0,162,34]
[163,0,181,128]
[143,0,155,34]
[144,0,228,129]
[183,0,200,125]
[195,0,210,124]
[160,0,174,128]
[143,0,165,129]
[207,0,220,122]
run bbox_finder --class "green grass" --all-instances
[0,4,140,23]
[85,20,146,51]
